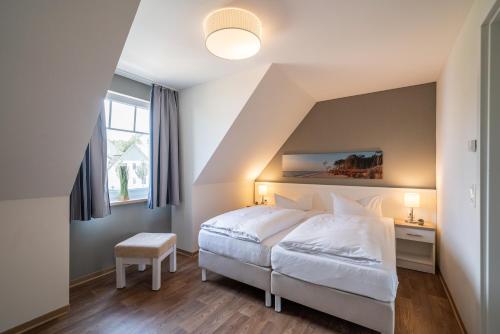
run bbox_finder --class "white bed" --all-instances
[256,182,437,334]
[271,215,398,333]
[271,217,398,303]
[200,182,436,331]
[198,205,320,307]
[199,224,299,267]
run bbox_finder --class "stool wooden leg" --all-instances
[138,264,146,271]
[116,257,125,289]
[169,245,177,273]
[152,257,161,291]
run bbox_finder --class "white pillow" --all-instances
[331,193,383,217]
[274,193,313,211]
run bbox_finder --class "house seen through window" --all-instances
[105,92,150,203]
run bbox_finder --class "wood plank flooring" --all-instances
[29,254,461,334]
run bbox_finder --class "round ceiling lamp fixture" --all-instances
[204,7,262,60]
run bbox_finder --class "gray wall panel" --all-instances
[257,83,436,189]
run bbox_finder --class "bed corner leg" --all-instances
[265,291,272,307]
[384,314,395,334]
[274,295,282,312]
[201,268,207,282]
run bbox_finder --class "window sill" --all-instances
[110,198,148,207]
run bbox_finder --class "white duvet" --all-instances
[200,205,308,243]
[279,213,386,264]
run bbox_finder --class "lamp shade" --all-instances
[404,192,420,208]
[204,8,262,60]
[258,184,268,196]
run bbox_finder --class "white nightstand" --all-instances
[394,219,436,274]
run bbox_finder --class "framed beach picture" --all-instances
[282,151,383,179]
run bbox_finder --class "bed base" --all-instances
[271,271,395,334]
[198,249,272,307]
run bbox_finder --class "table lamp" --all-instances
[258,185,268,205]
[404,192,420,224]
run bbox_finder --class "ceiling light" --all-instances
[204,8,262,60]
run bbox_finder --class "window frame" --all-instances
[105,91,151,205]
[105,91,150,135]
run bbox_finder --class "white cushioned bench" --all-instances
[114,233,177,290]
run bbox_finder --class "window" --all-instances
[105,92,150,203]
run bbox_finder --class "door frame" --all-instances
[480,2,500,333]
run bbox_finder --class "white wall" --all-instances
[173,65,269,251]
[0,1,139,331]
[195,65,316,185]
[0,197,69,332]
[437,0,496,332]
[173,64,315,252]
[189,65,271,181]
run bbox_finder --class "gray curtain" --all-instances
[70,106,111,220]
[148,84,180,208]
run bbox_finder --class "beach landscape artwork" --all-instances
[282,151,383,179]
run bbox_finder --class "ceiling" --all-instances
[118,0,473,101]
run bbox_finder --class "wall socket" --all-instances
[468,139,477,152]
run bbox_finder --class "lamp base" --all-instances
[405,218,425,226]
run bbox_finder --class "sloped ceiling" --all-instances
[179,64,271,182]
[117,0,472,101]
[174,65,271,251]
[195,64,315,185]
[174,64,315,251]
[0,0,140,200]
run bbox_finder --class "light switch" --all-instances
[469,184,476,207]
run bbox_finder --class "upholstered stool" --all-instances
[114,233,176,290]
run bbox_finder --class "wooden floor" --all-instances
[30,254,461,334]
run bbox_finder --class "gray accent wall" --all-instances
[257,83,436,189]
[70,202,170,280]
[70,75,171,281]
[110,74,151,101]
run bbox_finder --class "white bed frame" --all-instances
[199,182,436,332]
[258,182,436,334]
[198,249,272,307]
[272,271,395,333]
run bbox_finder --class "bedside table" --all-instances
[394,219,436,274]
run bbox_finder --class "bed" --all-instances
[198,204,319,307]
[256,182,436,334]
[271,214,398,334]
[200,182,436,330]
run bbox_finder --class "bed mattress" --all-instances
[198,225,299,267]
[271,218,398,302]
